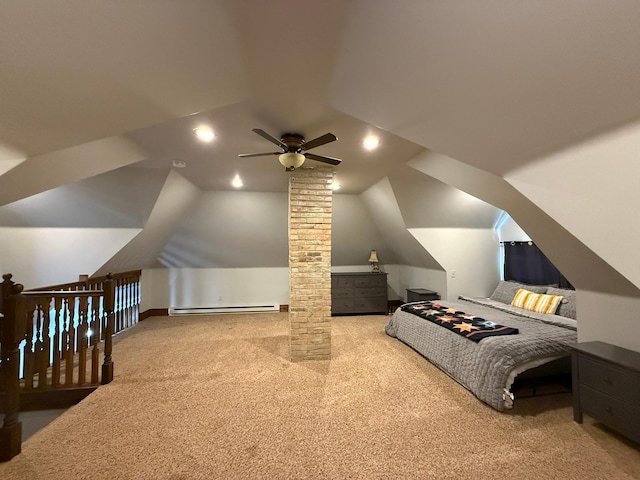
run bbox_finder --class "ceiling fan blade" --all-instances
[252,128,287,150]
[300,133,337,151]
[238,152,280,158]
[304,152,342,166]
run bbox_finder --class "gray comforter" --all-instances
[385,296,577,411]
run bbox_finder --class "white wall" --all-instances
[141,264,448,310]
[496,213,530,243]
[408,228,500,301]
[577,291,640,352]
[394,265,447,301]
[331,265,371,274]
[141,267,289,310]
[0,227,140,289]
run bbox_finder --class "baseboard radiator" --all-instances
[169,304,280,315]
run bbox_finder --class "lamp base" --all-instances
[370,263,381,273]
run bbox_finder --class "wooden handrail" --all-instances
[27,270,141,292]
[21,291,104,297]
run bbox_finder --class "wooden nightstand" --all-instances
[572,341,640,445]
[406,288,440,302]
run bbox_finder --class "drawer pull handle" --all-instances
[603,377,612,385]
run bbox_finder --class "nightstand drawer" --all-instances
[579,385,640,444]
[572,342,640,446]
[578,356,640,405]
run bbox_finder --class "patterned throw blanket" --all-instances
[400,301,519,342]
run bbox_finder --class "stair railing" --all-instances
[29,270,141,336]
[0,272,121,462]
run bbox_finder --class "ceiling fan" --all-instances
[238,128,342,171]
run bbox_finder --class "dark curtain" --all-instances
[503,242,573,289]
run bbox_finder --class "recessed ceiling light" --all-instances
[193,126,215,142]
[363,134,380,151]
[231,174,243,188]
[331,180,341,191]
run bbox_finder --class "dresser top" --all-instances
[573,341,640,372]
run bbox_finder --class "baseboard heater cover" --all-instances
[169,304,280,315]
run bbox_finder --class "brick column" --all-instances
[288,167,333,361]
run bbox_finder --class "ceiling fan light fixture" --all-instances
[279,152,305,169]
[239,129,341,168]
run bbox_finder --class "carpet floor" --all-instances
[1,313,639,479]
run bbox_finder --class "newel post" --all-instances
[101,273,115,384]
[0,274,25,462]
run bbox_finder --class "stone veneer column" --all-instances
[288,166,333,361]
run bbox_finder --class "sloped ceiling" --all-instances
[409,151,640,296]
[387,167,500,229]
[0,1,639,295]
[329,0,640,174]
[157,190,289,269]
[0,1,248,158]
[0,167,167,228]
[332,194,399,267]
[94,169,201,276]
[361,178,442,270]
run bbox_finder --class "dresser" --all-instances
[331,272,388,315]
[572,341,640,445]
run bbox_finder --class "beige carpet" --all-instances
[1,313,639,479]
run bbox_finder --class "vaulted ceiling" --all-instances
[1,1,639,295]
[3,1,638,198]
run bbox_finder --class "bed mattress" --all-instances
[385,296,577,411]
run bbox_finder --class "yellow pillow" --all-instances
[511,288,564,315]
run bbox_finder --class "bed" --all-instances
[384,281,577,411]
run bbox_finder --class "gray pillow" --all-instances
[546,287,577,319]
[489,281,549,304]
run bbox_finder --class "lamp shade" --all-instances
[279,152,305,169]
[368,250,379,263]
